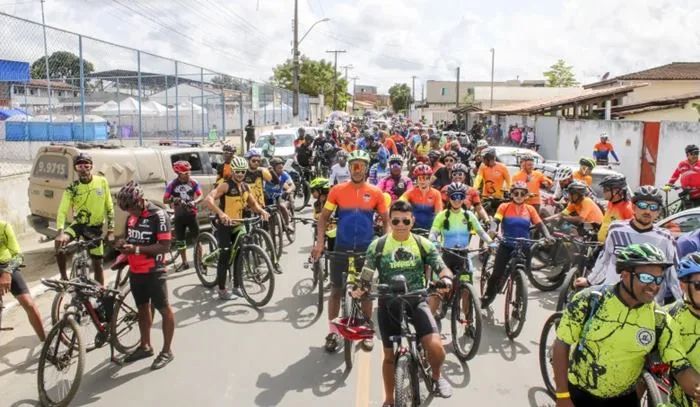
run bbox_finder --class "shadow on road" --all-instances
[441,355,470,389]
[527,386,555,407]
[254,345,348,406]
[10,399,40,407]
[478,316,531,361]
[70,360,152,406]
[0,334,41,378]
[528,289,558,312]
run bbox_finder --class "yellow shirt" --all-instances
[0,221,20,264]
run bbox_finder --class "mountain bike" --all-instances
[297,217,327,314]
[662,185,699,217]
[290,162,311,211]
[58,237,104,281]
[556,239,603,312]
[38,278,140,407]
[263,204,285,259]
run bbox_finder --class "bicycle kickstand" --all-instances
[109,341,124,366]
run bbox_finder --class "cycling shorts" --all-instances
[2,267,29,297]
[174,213,199,245]
[64,223,104,257]
[129,272,169,309]
[377,298,438,349]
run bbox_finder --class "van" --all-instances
[27,143,229,239]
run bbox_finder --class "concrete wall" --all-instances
[622,80,700,105]
[657,121,700,188]
[534,116,560,160]
[0,172,30,234]
[622,100,700,122]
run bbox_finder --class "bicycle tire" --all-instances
[538,312,562,398]
[194,232,219,288]
[115,265,130,290]
[314,261,324,315]
[70,256,92,281]
[252,228,281,274]
[270,211,284,258]
[556,266,583,312]
[50,291,96,349]
[236,244,275,308]
[284,205,296,244]
[294,180,310,211]
[343,289,355,371]
[394,353,420,407]
[505,266,529,340]
[527,242,569,292]
[479,251,492,298]
[110,288,140,355]
[451,283,483,361]
[37,318,85,407]
[639,371,664,406]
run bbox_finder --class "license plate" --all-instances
[48,220,56,230]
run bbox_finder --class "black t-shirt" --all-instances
[245,125,255,139]
[433,167,452,189]
[296,143,313,167]
[125,202,171,274]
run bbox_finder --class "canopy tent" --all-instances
[91,98,170,116]
[171,100,206,114]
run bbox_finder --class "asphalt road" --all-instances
[1,207,560,407]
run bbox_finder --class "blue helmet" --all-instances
[677,253,700,280]
[245,148,262,159]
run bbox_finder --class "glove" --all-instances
[662,184,673,192]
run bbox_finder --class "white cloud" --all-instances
[1,0,699,94]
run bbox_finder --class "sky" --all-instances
[1,0,700,94]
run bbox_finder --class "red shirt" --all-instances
[125,203,172,274]
[669,159,700,198]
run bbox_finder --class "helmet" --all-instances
[230,156,248,171]
[686,144,700,154]
[73,152,93,166]
[616,243,672,271]
[304,134,314,143]
[428,150,442,162]
[348,150,370,164]
[412,164,433,177]
[309,177,330,191]
[482,147,496,159]
[519,153,535,162]
[388,154,404,164]
[599,174,627,189]
[330,316,375,341]
[222,144,236,153]
[600,132,609,140]
[632,185,663,204]
[269,157,285,166]
[451,163,469,174]
[429,133,441,141]
[678,253,700,280]
[336,150,348,159]
[323,143,335,153]
[442,150,458,161]
[172,160,192,174]
[579,156,597,169]
[447,182,468,197]
[511,181,529,193]
[555,166,573,181]
[566,180,588,195]
[245,148,262,159]
[476,140,488,149]
[117,180,144,210]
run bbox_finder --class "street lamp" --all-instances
[293,8,330,121]
[299,18,330,45]
[490,48,495,108]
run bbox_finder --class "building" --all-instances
[610,91,700,122]
[0,79,79,111]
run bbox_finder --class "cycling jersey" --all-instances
[0,220,20,264]
[244,168,276,206]
[677,229,700,258]
[429,209,489,249]
[399,187,443,230]
[593,142,619,162]
[218,180,251,220]
[164,178,202,217]
[512,170,552,205]
[295,143,313,167]
[475,162,511,199]
[365,233,443,292]
[494,202,541,246]
[383,138,398,155]
[368,163,389,185]
[432,167,452,190]
[573,170,592,186]
[329,163,350,184]
[124,203,172,274]
[557,285,689,399]
[597,200,634,242]
[668,159,700,199]
[324,182,387,251]
[665,301,700,407]
[414,142,430,157]
[440,185,480,208]
[378,175,413,202]
[588,221,682,303]
[264,171,292,199]
[261,142,275,158]
[562,197,604,225]
[56,175,115,230]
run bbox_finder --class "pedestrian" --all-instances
[245,119,255,151]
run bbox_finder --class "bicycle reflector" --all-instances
[331,317,375,341]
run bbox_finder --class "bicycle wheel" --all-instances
[556,266,582,312]
[451,283,483,361]
[284,206,296,244]
[639,371,663,406]
[538,312,562,398]
[236,245,275,308]
[50,291,96,349]
[294,180,310,211]
[115,265,130,290]
[527,242,570,292]
[37,318,85,407]
[70,258,91,281]
[479,252,493,297]
[193,232,219,288]
[269,211,284,258]
[110,288,140,355]
[504,266,529,340]
[343,290,355,371]
[314,261,324,314]
[394,353,420,407]
[251,229,281,274]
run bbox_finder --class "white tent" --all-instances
[90,97,164,116]
[91,100,118,115]
[169,100,206,114]
[142,100,168,116]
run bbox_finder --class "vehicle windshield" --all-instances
[256,133,295,148]
[499,154,542,167]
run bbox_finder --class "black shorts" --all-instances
[129,272,169,309]
[329,254,365,287]
[569,382,637,406]
[7,269,29,297]
[174,214,199,242]
[377,298,438,349]
[64,223,104,257]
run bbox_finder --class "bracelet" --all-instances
[555,391,570,399]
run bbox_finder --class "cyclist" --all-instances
[378,130,397,155]
[551,166,590,203]
[597,174,634,242]
[115,181,175,370]
[413,132,431,163]
[264,157,294,228]
[553,244,700,406]
[580,186,682,304]
[329,150,350,185]
[441,163,488,221]
[429,133,441,151]
[481,181,553,308]
[295,134,315,175]
[309,177,336,249]
[593,132,620,165]
[368,147,390,185]
[427,150,444,174]
[215,144,237,184]
[665,144,700,209]
[399,164,443,231]
[244,148,279,207]
[677,229,700,258]
[294,127,305,148]
[377,154,413,202]
[204,156,270,300]
[364,200,454,402]
[512,153,553,213]
[574,157,596,187]
[311,150,389,353]
[474,147,512,213]
[546,181,604,228]
[55,153,115,285]
[261,134,276,160]
[163,160,203,271]
[432,150,458,190]
[0,220,46,341]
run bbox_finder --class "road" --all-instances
[1,208,559,407]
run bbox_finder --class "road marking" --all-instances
[355,347,372,407]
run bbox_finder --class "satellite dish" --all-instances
[601,72,610,80]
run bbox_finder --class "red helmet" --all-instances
[331,317,376,341]
[173,160,192,174]
[413,164,433,177]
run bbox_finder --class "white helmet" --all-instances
[555,166,574,181]
[600,132,609,140]
[477,140,488,149]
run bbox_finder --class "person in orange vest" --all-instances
[512,153,553,213]
[593,133,619,165]
[573,157,596,186]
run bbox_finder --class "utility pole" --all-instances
[40,0,53,127]
[326,50,346,110]
[421,84,424,103]
[490,48,495,108]
[410,75,417,115]
[455,67,460,107]
[351,76,359,112]
[292,0,299,118]
[340,64,353,82]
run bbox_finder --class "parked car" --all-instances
[536,161,624,197]
[254,129,297,161]
[491,146,544,175]
[656,207,700,239]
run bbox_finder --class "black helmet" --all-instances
[304,134,314,143]
[599,174,627,189]
[73,152,93,166]
[482,147,496,159]
[686,144,699,154]
[566,180,588,195]
[632,185,663,204]
[269,157,284,166]
[428,150,442,162]
[429,133,441,141]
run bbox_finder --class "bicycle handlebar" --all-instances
[59,237,104,253]
[323,251,367,261]
[41,278,119,296]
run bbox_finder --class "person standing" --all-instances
[511,153,552,213]
[245,119,256,151]
[665,144,700,209]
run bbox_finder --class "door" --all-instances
[640,122,660,186]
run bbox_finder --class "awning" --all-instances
[0,59,30,82]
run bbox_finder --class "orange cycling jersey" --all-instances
[512,170,552,205]
[563,197,604,225]
[324,182,387,250]
[399,187,443,230]
[573,170,592,186]
[597,200,634,242]
[476,163,512,199]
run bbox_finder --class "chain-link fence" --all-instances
[0,12,313,174]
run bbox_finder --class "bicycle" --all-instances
[263,204,285,259]
[58,237,104,281]
[296,217,327,314]
[38,278,140,407]
[556,238,603,312]
[193,217,275,308]
[662,185,699,217]
[290,163,312,211]
[480,237,539,339]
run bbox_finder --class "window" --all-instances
[33,154,69,180]
[13,86,24,95]
[441,88,448,96]
[73,91,78,97]
[660,214,700,238]
[208,152,225,173]
[170,152,204,175]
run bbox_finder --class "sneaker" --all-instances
[219,290,238,300]
[151,351,174,370]
[324,333,340,353]
[231,287,244,297]
[123,346,154,363]
[433,377,453,398]
[361,338,374,351]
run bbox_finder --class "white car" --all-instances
[656,207,700,239]
[491,146,544,175]
[254,129,297,160]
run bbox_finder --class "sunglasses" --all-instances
[444,159,455,163]
[449,193,465,201]
[633,272,665,285]
[689,280,700,291]
[351,162,366,172]
[391,218,411,226]
[688,151,699,156]
[511,190,528,198]
[75,163,92,170]
[451,171,465,178]
[233,170,246,175]
[250,159,261,164]
[390,162,402,169]
[635,201,660,211]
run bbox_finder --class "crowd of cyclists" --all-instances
[1,112,700,406]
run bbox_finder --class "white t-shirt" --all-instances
[329,163,350,184]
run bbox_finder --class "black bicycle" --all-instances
[662,185,700,217]
[296,217,327,314]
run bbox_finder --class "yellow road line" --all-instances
[355,347,372,407]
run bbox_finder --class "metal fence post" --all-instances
[239,92,244,153]
[116,78,121,140]
[200,67,205,142]
[175,61,179,144]
[165,74,169,138]
[137,50,142,146]
[78,34,85,141]
[221,92,225,142]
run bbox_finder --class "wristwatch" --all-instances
[135,246,140,255]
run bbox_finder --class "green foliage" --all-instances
[31,51,95,86]
[271,55,348,110]
[543,59,580,87]
[388,83,413,113]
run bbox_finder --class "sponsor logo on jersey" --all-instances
[636,328,654,347]
[363,193,371,203]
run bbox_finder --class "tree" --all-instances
[31,51,95,86]
[543,59,580,87]
[388,83,413,113]
[211,74,249,92]
[270,55,349,110]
